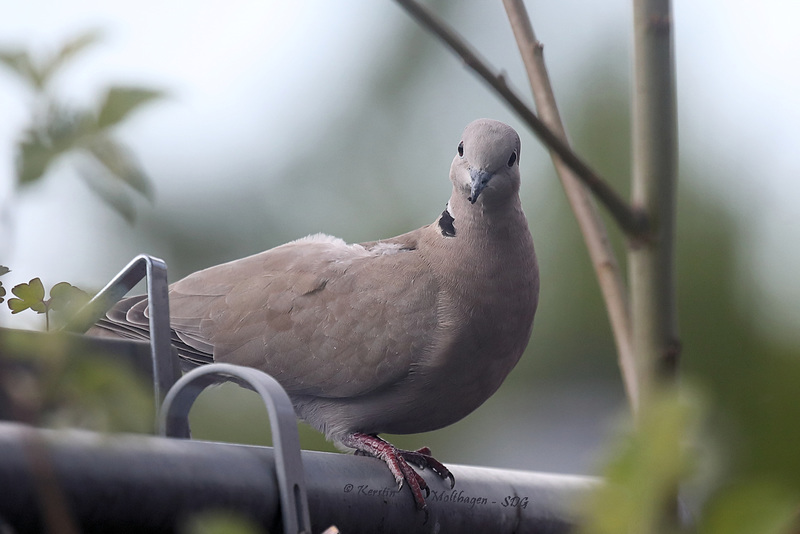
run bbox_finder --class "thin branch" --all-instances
[392,0,648,239]
[501,0,640,415]
[629,0,680,393]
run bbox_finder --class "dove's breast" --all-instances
[296,214,539,439]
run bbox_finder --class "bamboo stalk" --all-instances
[501,0,639,415]
[392,0,647,239]
[629,0,680,395]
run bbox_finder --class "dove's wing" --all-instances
[107,232,440,399]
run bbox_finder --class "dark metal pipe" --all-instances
[0,422,597,533]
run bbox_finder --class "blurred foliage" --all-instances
[0,6,798,533]
[578,386,697,534]
[535,43,800,534]
[699,481,798,534]
[0,30,162,223]
[0,30,158,434]
[0,328,153,433]
[180,510,264,534]
[577,383,800,534]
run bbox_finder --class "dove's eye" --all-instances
[457,141,464,157]
[507,151,517,167]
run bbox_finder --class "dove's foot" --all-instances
[343,432,455,510]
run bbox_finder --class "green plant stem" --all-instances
[629,0,680,397]
[501,0,640,415]
[392,0,647,239]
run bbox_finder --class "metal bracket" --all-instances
[158,363,311,534]
[62,254,178,406]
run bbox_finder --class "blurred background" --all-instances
[1,0,798,485]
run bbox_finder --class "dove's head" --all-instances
[450,119,521,206]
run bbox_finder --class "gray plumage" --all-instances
[91,118,539,508]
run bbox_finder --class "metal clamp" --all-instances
[158,363,311,534]
[62,254,178,405]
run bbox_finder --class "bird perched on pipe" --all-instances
[90,118,540,510]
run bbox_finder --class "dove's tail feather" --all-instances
[87,296,214,369]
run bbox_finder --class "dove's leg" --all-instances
[342,433,454,510]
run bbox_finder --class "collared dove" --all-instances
[90,118,539,510]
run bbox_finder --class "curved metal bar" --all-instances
[158,363,311,534]
[62,254,178,406]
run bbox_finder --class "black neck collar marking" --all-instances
[438,207,456,237]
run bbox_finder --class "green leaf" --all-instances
[39,30,103,87]
[8,277,47,314]
[0,49,42,89]
[49,282,90,314]
[16,108,98,188]
[0,31,102,91]
[85,137,154,201]
[16,132,55,185]
[97,87,164,130]
[48,106,98,148]
[0,266,7,304]
[75,156,137,223]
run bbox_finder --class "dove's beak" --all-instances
[468,168,493,204]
